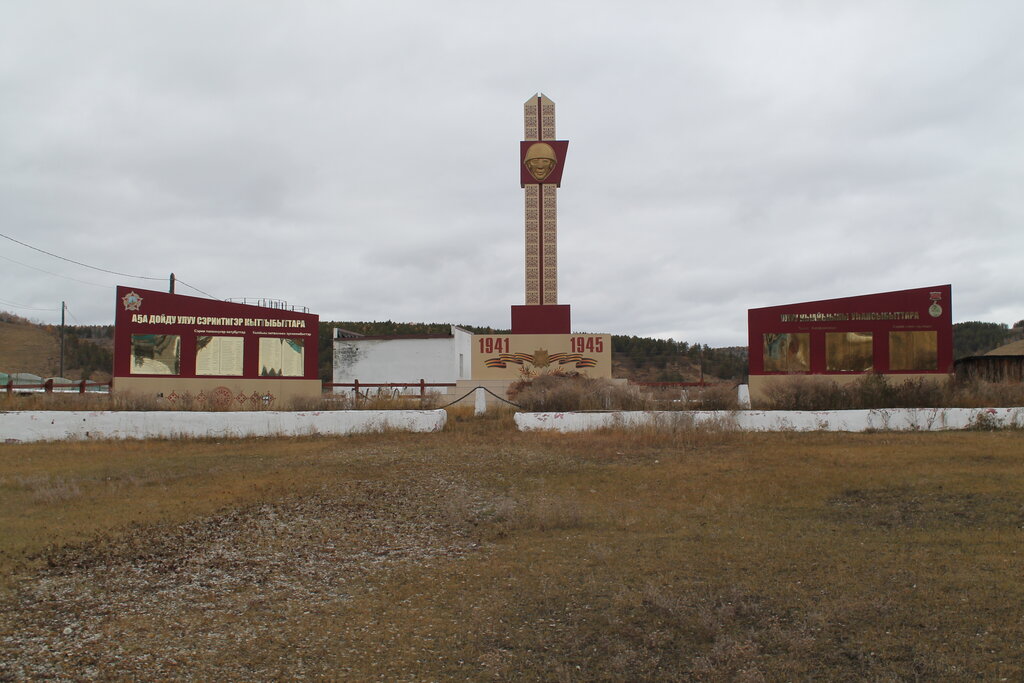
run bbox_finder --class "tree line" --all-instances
[953,321,1024,359]
[52,318,1024,383]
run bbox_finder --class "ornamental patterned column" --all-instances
[521,94,569,306]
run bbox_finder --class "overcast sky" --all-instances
[2,1,1022,346]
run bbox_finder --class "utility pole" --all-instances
[169,272,176,294]
[699,344,705,386]
[59,301,65,378]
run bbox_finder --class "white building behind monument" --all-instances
[331,326,474,395]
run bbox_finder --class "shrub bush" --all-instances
[508,374,650,412]
[688,383,741,411]
[761,374,1024,410]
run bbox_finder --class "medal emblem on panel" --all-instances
[928,291,943,318]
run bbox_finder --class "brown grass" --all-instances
[509,374,648,411]
[0,319,59,377]
[2,424,1023,680]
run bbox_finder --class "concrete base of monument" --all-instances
[514,407,1024,432]
[113,377,323,408]
[0,409,447,443]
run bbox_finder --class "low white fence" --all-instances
[4,407,1019,442]
[1,410,447,443]
[515,407,1024,433]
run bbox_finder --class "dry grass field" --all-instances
[1,413,1022,681]
[0,321,59,378]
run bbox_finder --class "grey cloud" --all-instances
[1,1,1023,346]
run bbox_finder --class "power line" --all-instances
[0,253,111,288]
[175,278,218,300]
[63,304,81,325]
[0,231,165,281]
[0,296,61,312]
[1,232,220,300]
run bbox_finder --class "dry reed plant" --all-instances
[443,404,518,432]
[509,375,743,412]
[2,427,1023,680]
[953,378,1024,408]
[348,389,443,410]
[509,374,651,411]
[683,382,741,410]
[640,383,740,411]
[763,374,1024,410]
[0,393,112,412]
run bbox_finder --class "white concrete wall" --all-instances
[1,410,446,443]
[515,408,1024,432]
[334,337,454,387]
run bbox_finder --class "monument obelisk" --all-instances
[513,94,571,334]
[472,95,611,381]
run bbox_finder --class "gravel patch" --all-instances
[1,477,490,680]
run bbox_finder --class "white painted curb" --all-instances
[514,408,1024,433]
[0,410,447,443]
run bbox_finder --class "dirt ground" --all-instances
[1,426,1022,680]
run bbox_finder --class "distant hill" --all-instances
[608,336,747,383]
[0,313,59,377]
[0,313,113,381]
